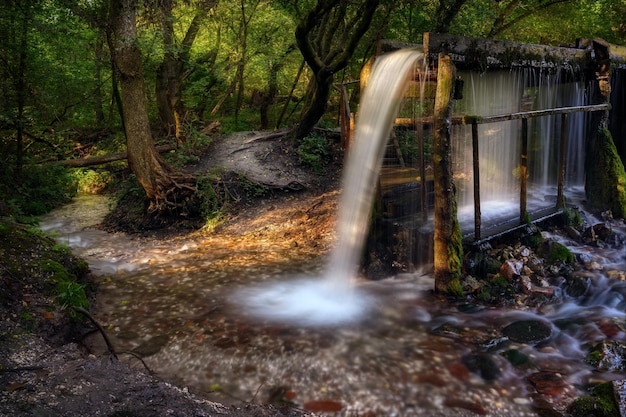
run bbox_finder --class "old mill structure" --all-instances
[342,33,626,288]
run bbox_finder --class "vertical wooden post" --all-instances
[472,120,481,240]
[418,120,427,222]
[520,118,528,223]
[557,113,568,209]
[433,54,463,294]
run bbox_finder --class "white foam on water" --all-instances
[233,276,372,326]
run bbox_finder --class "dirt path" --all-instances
[190,131,321,190]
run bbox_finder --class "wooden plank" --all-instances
[423,33,590,72]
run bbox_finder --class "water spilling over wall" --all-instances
[452,68,588,229]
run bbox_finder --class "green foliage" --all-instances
[298,134,329,173]
[586,129,626,218]
[72,169,115,194]
[395,129,433,167]
[165,125,213,168]
[1,164,76,220]
[55,280,89,318]
[195,173,227,228]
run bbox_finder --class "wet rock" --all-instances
[525,256,546,276]
[502,349,531,367]
[303,400,342,413]
[585,261,604,271]
[607,270,626,281]
[502,319,552,344]
[461,352,501,381]
[520,275,556,298]
[457,302,484,313]
[479,336,511,352]
[500,259,523,281]
[132,334,170,357]
[565,275,590,298]
[528,371,567,397]
[564,225,581,241]
[582,225,597,244]
[614,380,626,417]
[587,340,626,371]
[593,223,613,243]
[461,276,484,294]
[536,240,574,264]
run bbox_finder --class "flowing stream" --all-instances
[39,193,626,417]
[38,49,626,416]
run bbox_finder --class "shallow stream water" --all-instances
[39,194,626,417]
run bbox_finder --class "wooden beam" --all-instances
[433,54,463,294]
[424,33,590,72]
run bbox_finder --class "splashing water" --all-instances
[234,49,426,326]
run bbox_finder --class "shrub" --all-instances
[298,134,329,173]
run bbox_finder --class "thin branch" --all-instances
[73,306,118,360]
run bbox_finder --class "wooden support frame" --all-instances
[466,103,609,240]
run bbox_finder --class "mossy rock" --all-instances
[536,240,574,264]
[568,382,619,417]
[586,340,626,371]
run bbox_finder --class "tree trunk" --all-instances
[108,0,183,211]
[13,0,32,179]
[93,36,106,127]
[155,2,215,142]
[433,54,463,295]
[294,70,332,139]
[294,0,381,140]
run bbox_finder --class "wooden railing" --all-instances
[462,103,610,240]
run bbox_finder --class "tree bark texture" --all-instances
[109,0,179,210]
[433,54,463,295]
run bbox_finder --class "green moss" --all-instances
[586,349,603,367]
[37,259,71,282]
[564,207,583,227]
[447,278,465,298]
[568,396,597,416]
[547,242,574,264]
[591,382,619,416]
[586,128,626,218]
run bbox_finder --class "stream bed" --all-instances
[39,194,626,417]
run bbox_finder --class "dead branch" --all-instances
[73,306,118,360]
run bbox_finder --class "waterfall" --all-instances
[454,68,588,230]
[326,49,426,288]
[234,49,426,326]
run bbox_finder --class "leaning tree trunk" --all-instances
[109,0,190,213]
[433,54,463,295]
[294,0,381,140]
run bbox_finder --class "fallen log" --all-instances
[45,144,176,168]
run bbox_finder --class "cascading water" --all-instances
[454,68,588,231]
[234,49,427,326]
